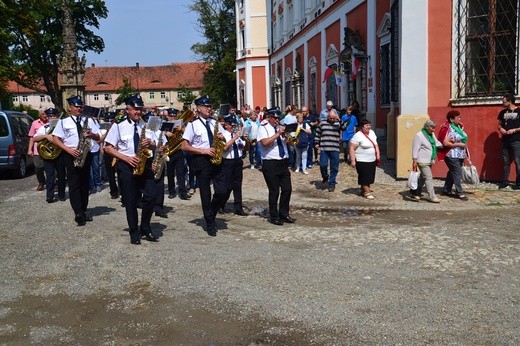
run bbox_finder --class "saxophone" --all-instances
[73,116,92,168]
[133,118,153,176]
[210,118,225,165]
[153,132,169,180]
[163,109,194,156]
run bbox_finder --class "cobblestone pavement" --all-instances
[0,157,519,344]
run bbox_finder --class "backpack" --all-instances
[296,123,309,148]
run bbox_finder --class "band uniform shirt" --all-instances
[34,122,51,137]
[222,130,246,160]
[182,117,224,149]
[258,123,289,160]
[53,115,100,149]
[104,118,157,156]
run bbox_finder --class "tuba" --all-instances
[162,109,195,156]
[38,117,63,160]
[133,117,153,176]
[210,118,226,165]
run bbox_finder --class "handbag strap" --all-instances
[361,131,377,149]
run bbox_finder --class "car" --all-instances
[0,110,35,178]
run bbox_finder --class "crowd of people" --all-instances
[26,93,520,244]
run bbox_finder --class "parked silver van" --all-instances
[0,110,34,178]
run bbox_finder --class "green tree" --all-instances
[189,0,236,105]
[0,0,107,110]
[114,76,138,106]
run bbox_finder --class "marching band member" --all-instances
[181,95,229,237]
[164,108,191,200]
[104,94,159,245]
[52,96,100,226]
[258,108,295,225]
[32,108,66,203]
[221,115,248,215]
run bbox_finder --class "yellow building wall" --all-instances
[395,114,430,178]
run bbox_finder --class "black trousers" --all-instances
[166,150,187,195]
[192,155,230,229]
[261,159,292,219]
[103,153,119,197]
[154,171,165,212]
[63,152,91,216]
[43,154,66,201]
[117,160,156,237]
[222,158,243,211]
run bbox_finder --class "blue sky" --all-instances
[84,0,204,67]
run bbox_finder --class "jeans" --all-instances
[443,156,464,196]
[288,145,296,170]
[248,143,261,167]
[295,145,308,171]
[501,140,520,185]
[307,135,315,167]
[89,151,102,191]
[319,150,340,187]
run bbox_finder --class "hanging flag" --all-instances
[322,66,334,83]
[351,54,360,80]
[334,70,345,87]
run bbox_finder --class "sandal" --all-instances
[364,193,375,200]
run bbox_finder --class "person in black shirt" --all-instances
[497,93,520,189]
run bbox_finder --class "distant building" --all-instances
[236,0,520,181]
[7,62,206,111]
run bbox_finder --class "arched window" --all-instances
[325,44,339,106]
[308,56,317,112]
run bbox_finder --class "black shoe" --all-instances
[58,196,66,201]
[207,226,217,237]
[322,177,329,184]
[328,186,335,192]
[498,182,511,189]
[219,208,228,214]
[269,218,283,226]
[180,194,191,200]
[234,209,247,216]
[110,194,119,199]
[83,213,93,222]
[141,231,158,242]
[155,211,168,218]
[75,214,86,226]
[46,198,55,203]
[131,238,141,245]
[168,193,176,199]
[281,215,296,223]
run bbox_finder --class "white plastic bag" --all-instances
[462,164,479,185]
[407,171,419,190]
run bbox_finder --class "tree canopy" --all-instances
[189,0,236,106]
[0,0,107,109]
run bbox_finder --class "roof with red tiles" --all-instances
[8,62,207,93]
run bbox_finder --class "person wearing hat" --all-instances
[220,115,248,215]
[104,94,160,245]
[32,108,66,203]
[258,107,296,225]
[52,95,101,226]
[164,108,191,200]
[27,109,50,191]
[181,95,229,236]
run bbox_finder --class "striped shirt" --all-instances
[315,120,341,152]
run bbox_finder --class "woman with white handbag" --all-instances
[411,120,443,203]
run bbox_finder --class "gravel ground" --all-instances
[0,154,519,344]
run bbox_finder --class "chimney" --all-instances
[91,63,95,67]
[136,62,139,69]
